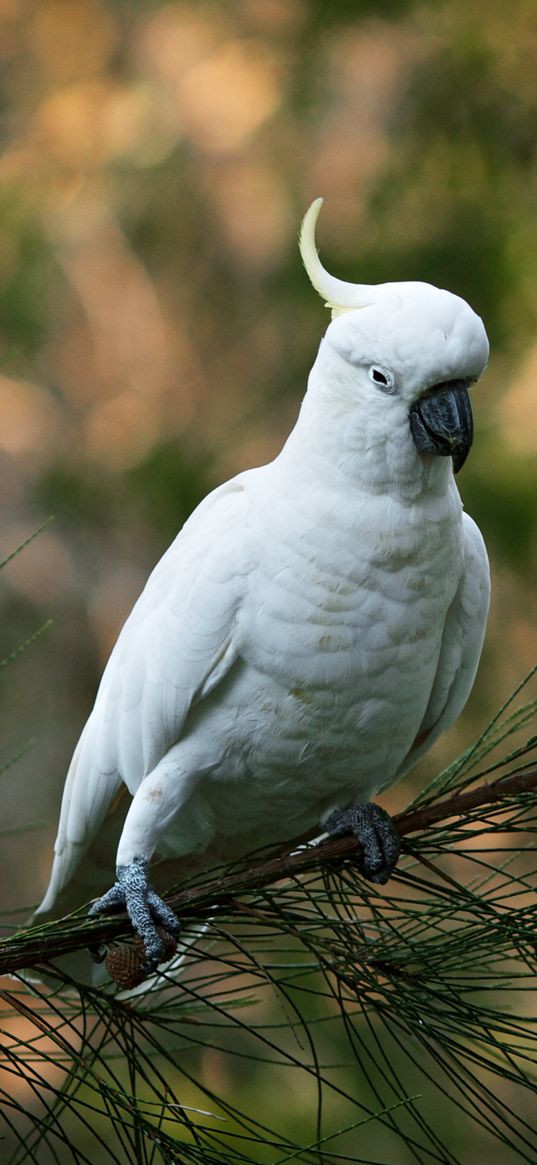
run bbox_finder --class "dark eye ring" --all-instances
[369,366,396,393]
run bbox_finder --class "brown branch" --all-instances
[2,767,537,977]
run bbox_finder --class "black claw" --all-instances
[88,857,181,975]
[326,802,400,883]
[88,943,107,964]
[139,933,167,976]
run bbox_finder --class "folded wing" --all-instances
[37,476,250,914]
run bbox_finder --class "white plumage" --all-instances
[37,200,490,982]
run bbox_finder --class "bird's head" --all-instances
[299,199,489,483]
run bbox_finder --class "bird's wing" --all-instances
[387,512,490,785]
[38,475,250,913]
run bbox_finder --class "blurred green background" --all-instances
[1,0,537,1159]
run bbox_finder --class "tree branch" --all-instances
[2,767,537,977]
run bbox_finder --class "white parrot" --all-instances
[36,199,490,981]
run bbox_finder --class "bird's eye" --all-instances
[369,366,396,394]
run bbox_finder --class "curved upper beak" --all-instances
[409,379,474,474]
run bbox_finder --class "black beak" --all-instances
[409,379,473,474]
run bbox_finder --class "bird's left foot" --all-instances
[88,857,181,974]
[325,802,400,884]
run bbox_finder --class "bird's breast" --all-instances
[240,489,463,691]
[220,488,459,782]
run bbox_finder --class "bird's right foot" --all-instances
[88,857,181,974]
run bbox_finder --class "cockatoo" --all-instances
[36,199,490,982]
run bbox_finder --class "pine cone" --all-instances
[105,941,145,990]
[105,928,178,990]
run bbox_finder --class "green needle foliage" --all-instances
[1,669,537,1164]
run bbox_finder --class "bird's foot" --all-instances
[88,857,181,975]
[325,802,400,885]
